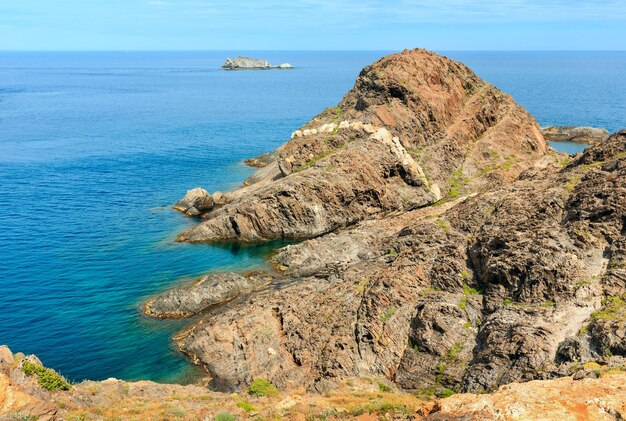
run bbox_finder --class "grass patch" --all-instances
[443,343,463,361]
[236,401,256,413]
[22,361,70,391]
[503,299,512,306]
[215,413,237,421]
[248,378,279,397]
[435,220,449,232]
[378,382,391,392]
[591,295,626,321]
[437,388,455,398]
[382,307,397,322]
[459,296,467,310]
[463,284,482,295]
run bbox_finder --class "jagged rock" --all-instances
[245,152,276,168]
[543,125,609,144]
[173,187,214,216]
[143,272,271,318]
[177,49,546,243]
[222,56,271,70]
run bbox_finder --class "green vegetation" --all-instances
[408,337,420,352]
[214,413,237,421]
[21,361,70,391]
[377,381,391,392]
[382,306,397,322]
[248,378,279,397]
[503,299,512,306]
[564,174,581,192]
[349,402,412,417]
[443,343,463,361]
[356,279,368,294]
[331,105,342,120]
[447,167,466,198]
[459,296,467,310]
[460,270,471,280]
[463,284,482,295]
[437,389,455,398]
[435,220,449,232]
[463,320,473,329]
[591,295,626,321]
[236,401,256,413]
[384,248,397,256]
[3,413,37,421]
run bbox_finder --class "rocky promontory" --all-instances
[161,49,626,398]
[222,56,294,70]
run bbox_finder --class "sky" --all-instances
[1,0,625,51]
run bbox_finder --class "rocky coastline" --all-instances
[543,125,610,144]
[164,49,626,395]
[3,48,626,419]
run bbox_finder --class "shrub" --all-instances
[236,401,256,413]
[377,382,391,392]
[437,388,455,398]
[21,361,70,391]
[381,307,397,321]
[248,378,279,397]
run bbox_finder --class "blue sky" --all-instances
[1,0,625,50]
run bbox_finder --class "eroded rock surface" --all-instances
[174,131,626,394]
[143,272,272,318]
[178,49,546,243]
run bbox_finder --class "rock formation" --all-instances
[179,49,546,243]
[222,56,294,70]
[543,125,609,144]
[159,49,626,398]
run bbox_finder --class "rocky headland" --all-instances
[165,49,626,396]
[4,48,626,420]
[222,56,294,70]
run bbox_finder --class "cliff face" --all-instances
[177,49,546,243]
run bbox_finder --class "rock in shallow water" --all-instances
[543,125,609,144]
[172,187,214,216]
[143,272,271,318]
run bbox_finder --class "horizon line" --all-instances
[1,49,626,53]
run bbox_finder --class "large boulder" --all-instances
[173,187,214,216]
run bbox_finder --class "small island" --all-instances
[222,56,294,70]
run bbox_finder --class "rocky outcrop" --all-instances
[172,131,626,395]
[222,56,294,70]
[143,272,272,318]
[173,188,227,216]
[177,49,546,243]
[543,125,609,144]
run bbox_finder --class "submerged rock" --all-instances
[143,272,270,318]
[222,56,295,70]
[543,125,609,144]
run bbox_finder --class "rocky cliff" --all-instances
[160,49,626,398]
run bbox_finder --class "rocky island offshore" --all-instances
[222,56,294,70]
[3,49,626,420]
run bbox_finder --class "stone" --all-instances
[543,125,609,144]
[143,272,270,318]
[173,187,214,216]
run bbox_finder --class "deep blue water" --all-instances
[1,51,625,383]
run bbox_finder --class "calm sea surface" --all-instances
[0,51,625,382]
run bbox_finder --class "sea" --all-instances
[0,51,625,383]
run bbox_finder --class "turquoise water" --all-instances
[1,51,625,383]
